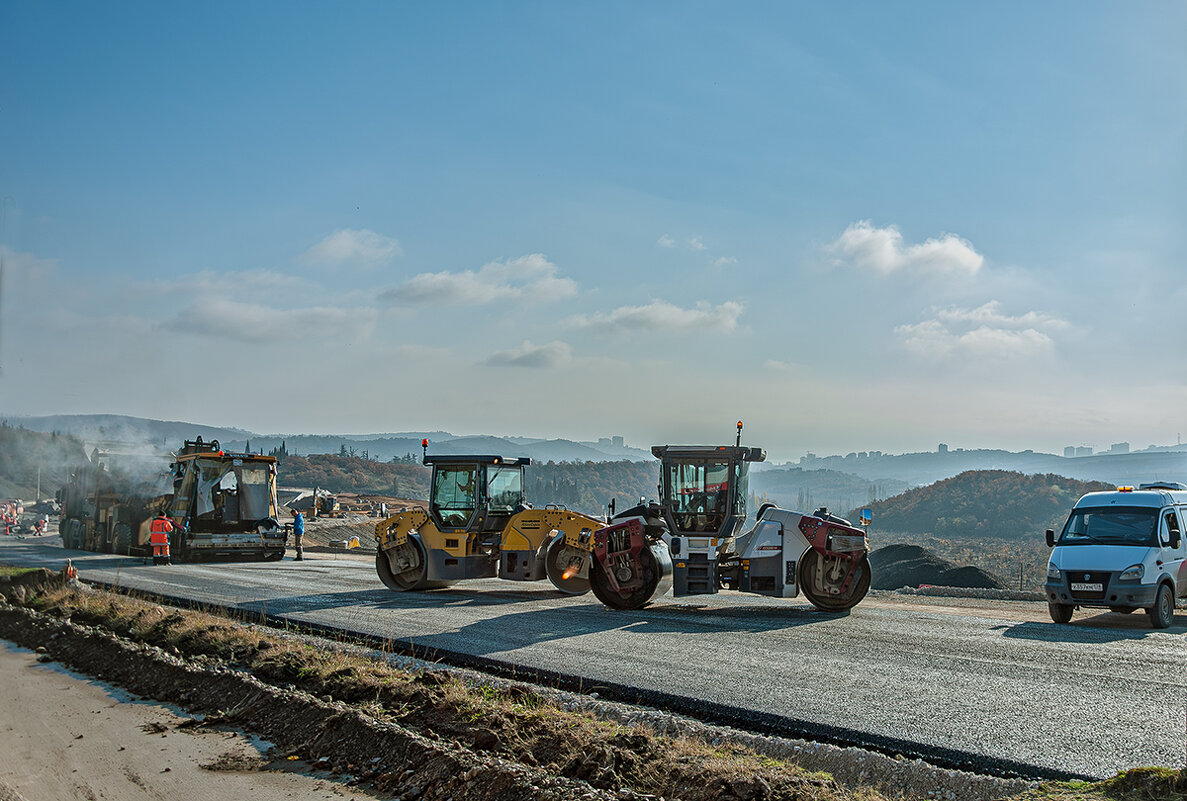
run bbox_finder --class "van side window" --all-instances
[1164,511,1181,546]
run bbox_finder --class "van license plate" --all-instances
[1070,582,1103,592]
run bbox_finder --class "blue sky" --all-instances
[1,2,1184,461]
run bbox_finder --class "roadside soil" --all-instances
[0,642,381,801]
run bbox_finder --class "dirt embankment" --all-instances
[0,568,1182,801]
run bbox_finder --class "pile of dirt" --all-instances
[868,544,1005,591]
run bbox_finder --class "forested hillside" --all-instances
[274,454,659,516]
[277,454,430,498]
[0,423,89,499]
[853,470,1111,539]
[527,460,659,515]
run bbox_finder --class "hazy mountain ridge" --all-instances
[6,415,650,464]
[851,470,1113,540]
[8,414,1184,491]
[749,468,912,518]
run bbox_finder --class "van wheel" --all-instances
[1048,602,1074,624]
[1148,584,1174,629]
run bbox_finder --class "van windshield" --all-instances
[1058,506,1158,546]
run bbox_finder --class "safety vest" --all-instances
[149,517,173,545]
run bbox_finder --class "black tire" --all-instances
[544,533,591,596]
[113,524,132,556]
[375,538,453,591]
[1148,584,1175,629]
[799,550,871,612]
[590,544,667,610]
[1049,602,1074,624]
[1108,606,1136,615]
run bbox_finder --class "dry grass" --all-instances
[17,580,884,801]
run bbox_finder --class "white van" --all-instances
[1043,482,1186,628]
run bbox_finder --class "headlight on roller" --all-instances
[1046,563,1062,580]
[1119,564,1144,581]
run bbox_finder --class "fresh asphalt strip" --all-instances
[84,578,1092,784]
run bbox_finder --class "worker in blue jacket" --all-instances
[292,510,304,561]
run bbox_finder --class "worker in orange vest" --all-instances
[149,511,174,565]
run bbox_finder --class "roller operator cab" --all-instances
[1044,482,1186,628]
[589,440,872,612]
[373,452,606,595]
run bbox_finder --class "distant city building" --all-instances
[1075,446,1093,457]
[1064,446,1075,458]
[938,443,948,453]
[598,437,611,447]
[612,436,624,448]
[1109,442,1130,454]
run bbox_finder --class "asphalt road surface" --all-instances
[2,537,1184,779]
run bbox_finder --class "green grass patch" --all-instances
[1018,768,1187,801]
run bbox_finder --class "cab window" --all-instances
[486,466,524,513]
[432,466,477,527]
[669,460,730,533]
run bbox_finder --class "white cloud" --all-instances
[144,269,309,296]
[933,301,1069,331]
[895,301,1066,361]
[485,340,573,369]
[763,359,793,370]
[382,253,576,306]
[0,245,57,285]
[830,220,983,276]
[162,298,377,342]
[689,236,706,251]
[714,256,738,268]
[657,235,676,248]
[570,300,744,333]
[302,228,402,267]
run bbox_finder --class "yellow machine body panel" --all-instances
[375,507,430,550]
[504,508,601,553]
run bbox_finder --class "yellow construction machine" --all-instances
[374,447,604,595]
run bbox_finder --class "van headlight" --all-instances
[1046,563,1062,580]
[1119,564,1144,581]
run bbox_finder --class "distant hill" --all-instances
[7,414,651,464]
[0,423,89,500]
[750,467,910,516]
[869,544,1005,590]
[9,413,249,450]
[795,447,1187,487]
[276,454,430,498]
[853,470,1111,539]
[527,460,660,516]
